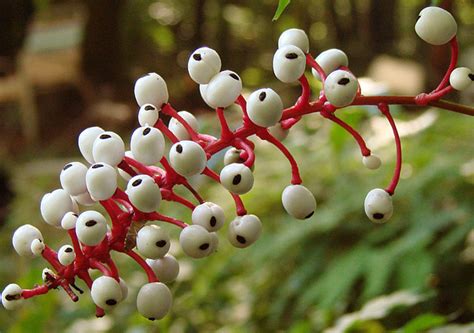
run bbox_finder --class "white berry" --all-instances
[146,254,180,283]
[134,73,169,108]
[169,141,207,177]
[40,189,76,227]
[227,214,262,248]
[273,45,306,83]
[12,224,43,257]
[281,185,316,220]
[57,245,75,266]
[130,126,165,165]
[78,126,104,164]
[86,163,117,201]
[1,284,24,310]
[136,224,170,259]
[220,163,254,194]
[60,162,88,196]
[92,131,125,167]
[247,88,283,127]
[311,49,349,80]
[73,191,96,206]
[362,155,382,170]
[30,238,45,256]
[188,47,222,84]
[91,276,123,311]
[136,282,172,320]
[192,202,225,232]
[179,225,212,258]
[324,70,359,107]
[278,28,309,53]
[206,70,242,108]
[126,175,161,213]
[138,104,160,127]
[224,147,243,166]
[364,188,393,223]
[450,67,473,91]
[76,210,108,246]
[168,111,199,141]
[415,7,457,46]
[61,212,78,230]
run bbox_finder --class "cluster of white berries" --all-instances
[2,5,472,321]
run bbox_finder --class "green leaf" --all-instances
[402,313,447,333]
[431,0,442,6]
[272,0,291,21]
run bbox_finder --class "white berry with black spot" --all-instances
[12,224,44,257]
[449,67,473,91]
[192,202,225,232]
[134,73,169,108]
[205,70,242,108]
[278,28,309,53]
[179,225,212,258]
[311,48,349,80]
[136,225,170,259]
[138,104,160,127]
[362,155,382,170]
[91,276,123,311]
[86,163,117,201]
[224,147,243,166]
[169,140,207,177]
[282,185,316,220]
[126,175,161,213]
[92,131,125,167]
[30,239,45,256]
[324,70,359,107]
[130,126,165,165]
[1,284,24,310]
[146,254,180,283]
[168,111,199,141]
[227,214,262,248]
[41,189,76,227]
[136,282,172,320]
[188,47,222,84]
[78,126,104,164]
[364,188,393,223]
[60,162,88,196]
[57,245,75,266]
[220,163,254,194]
[273,45,306,83]
[415,7,457,46]
[247,88,283,127]
[75,210,108,246]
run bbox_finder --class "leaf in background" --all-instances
[396,249,434,290]
[272,0,291,21]
[431,0,442,6]
[401,313,447,333]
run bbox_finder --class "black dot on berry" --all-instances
[232,174,242,185]
[73,213,78,217]
[92,164,103,169]
[229,73,239,80]
[338,78,350,85]
[106,299,117,306]
[193,53,202,61]
[373,213,384,220]
[5,294,17,301]
[176,144,183,153]
[85,220,97,227]
[469,74,474,81]
[285,53,298,59]
[305,211,314,219]
[63,163,73,171]
[156,240,167,247]
[65,247,73,253]
[144,105,155,111]
[259,91,266,101]
[236,235,246,244]
[99,134,111,139]
[132,179,142,187]
[143,127,151,136]
[199,243,210,250]
[210,216,217,227]
[148,318,156,321]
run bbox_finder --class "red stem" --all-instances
[124,250,158,283]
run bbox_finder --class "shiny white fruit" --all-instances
[136,282,172,320]
[324,70,359,107]
[57,245,75,266]
[364,188,393,223]
[92,131,125,167]
[247,88,283,127]
[86,163,117,201]
[179,225,212,258]
[146,254,180,283]
[169,141,207,177]
[281,185,317,220]
[168,111,199,141]
[273,45,306,83]
[30,239,45,256]
[449,67,473,91]
[136,225,170,259]
[130,126,165,165]
[40,189,76,227]
[224,147,244,166]
[61,212,78,230]
[1,284,24,310]
[91,276,123,310]
[362,155,382,170]
[206,70,242,108]
[78,126,104,164]
[278,28,309,53]
[415,7,457,46]
[134,73,169,108]
[60,162,88,196]
[138,104,159,127]
[126,175,161,213]
[188,47,222,84]
[76,210,108,246]
[311,48,349,80]
[12,224,43,257]
[192,202,225,232]
[220,163,254,194]
[227,214,262,248]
